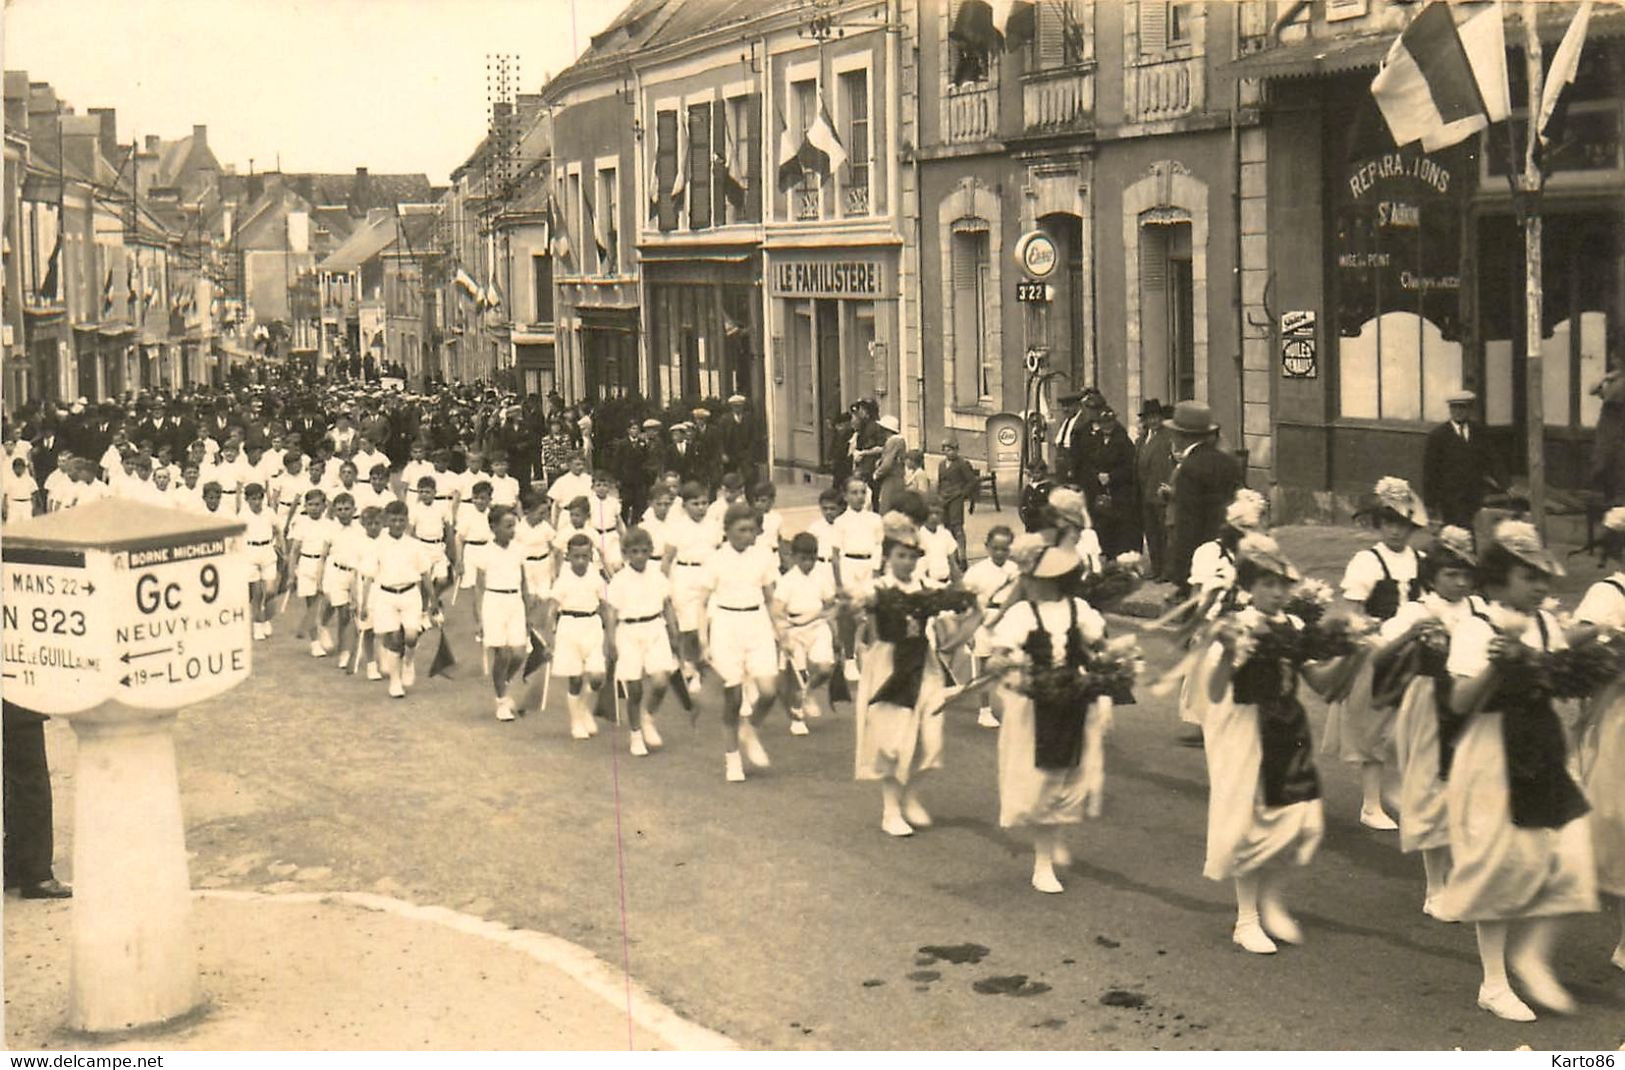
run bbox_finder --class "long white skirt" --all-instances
[996,688,1108,827]
[1392,675,1450,853]
[1579,684,1625,898]
[853,638,948,785]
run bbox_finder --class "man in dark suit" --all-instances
[3,701,71,899]
[689,406,723,491]
[1422,389,1505,529]
[1050,392,1084,483]
[1166,401,1242,598]
[1135,400,1176,580]
[1067,390,1106,492]
[718,393,760,485]
[1083,405,1139,556]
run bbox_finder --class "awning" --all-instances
[1223,35,1392,80]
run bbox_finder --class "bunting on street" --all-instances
[1370,1,1510,153]
[1537,0,1593,148]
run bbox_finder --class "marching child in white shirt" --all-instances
[354,463,395,515]
[547,534,609,740]
[588,470,625,573]
[919,497,961,588]
[663,483,721,690]
[474,505,532,722]
[772,532,838,727]
[240,483,281,641]
[832,476,886,680]
[553,495,603,574]
[408,476,452,592]
[272,451,307,526]
[352,506,386,681]
[606,526,681,756]
[373,500,439,698]
[455,481,495,594]
[546,452,592,527]
[749,481,787,568]
[806,488,842,566]
[517,487,557,633]
[962,525,1020,728]
[401,441,435,499]
[701,502,783,783]
[487,452,521,510]
[320,493,367,667]
[4,455,37,523]
[286,488,332,643]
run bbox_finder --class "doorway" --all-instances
[817,299,841,465]
[1140,219,1195,404]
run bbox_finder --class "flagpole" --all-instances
[1522,0,1545,530]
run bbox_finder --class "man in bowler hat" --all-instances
[1165,401,1242,598]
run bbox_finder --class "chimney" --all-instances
[87,107,117,162]
[145,134,160,151]
[192,124,207,148]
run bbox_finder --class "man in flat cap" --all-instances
[719,392,760,486]
[1423,388,1505,528]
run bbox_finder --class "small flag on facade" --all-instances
[1537,0,1592,148]
[584,186,609,264]
[102,268,114,315]
[717,112,747,209]
[671,107,689,200]
[775,106,804,193]
[547,195,573,263]
[38,235,61,302]
[1371,1,1509,153]
[799,97,847,183]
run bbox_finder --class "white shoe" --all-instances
[1359,806,1399,831]
[977,708,1001,729]
[902,794,932,828]
[641,716,663,749]
[252,622,264,640]
[1232,919,1278,955]
[495,698,516,722]
[1031,864,1064,894]
[337,652,351,671]
[1509,960,1577,1015]
[802,701,822,720]
[844,659,860,682]
[262,620,273,638]
[1259,898,1304,945]
[1052,842,1072,868]
[629,730,649,757]
[1477,983,1536,1022]
[725,751,746,782]
[388,680,406,699]
[738,723,771,768]
[402,659,416,688]
[366,662,383,681]
[1611,945,1625,972]
[310,641,328,658]
[881,812,914,837]
[789,718,810,736]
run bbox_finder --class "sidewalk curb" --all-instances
[197,889,737,1051]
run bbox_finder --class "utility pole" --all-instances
[1521,0,1546,529]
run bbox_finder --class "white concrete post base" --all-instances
[66,709,201,1034]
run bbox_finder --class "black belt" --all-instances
[559,609,598,618]
[621,613,661,624]
[380,583,417,594]
[435,494,455,501]
[329,562,352,571]
[526,554,550,561]
[788,614,822,625]
[463,538,489,545]
[300,551,324,559]
[484,587,520,595]
[844,552,873,560]
[417,535,443,543]
[248,539,273,546]
[675,559,705,567]
[718,604,763,612]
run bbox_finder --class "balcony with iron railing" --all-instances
[1021,63,1095,137]
[944,82,998,144]
[794,187,821,221]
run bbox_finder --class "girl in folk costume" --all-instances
[854,512,979,837]
[1439,522,1597,1021]
[1567,506,1625,973]
[1324,476,1427,830]
[1174,488,1270,738]
[1199,535,1352,955]
[985,545,1129,894]
[1044,487,1104,575]
[1376,526,1484,916]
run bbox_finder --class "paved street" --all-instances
[18,520,1624,1051]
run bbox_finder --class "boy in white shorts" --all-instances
[606,526,679,757]
[662,481,720,691]
[286,488,332,642]
[546,452,592,527]
[474,505,531,722]
[319,492,365,665]
[961,524,1020,728]
[408,476,452,593]
[553,495,602,573]
[772,532,838,729]
[832,476,885,679]
[487,452,521,509]
[240,483,281,640]
[588,470,625,573]
[517,487,556,632]
[354,463,395,515]
[749,481,787,568]
[455,480,494,594]
[372,500,438,698]
[352,506,386,681]
[805,488,842,566]
[701,502,782,783]
[547,534,608,740]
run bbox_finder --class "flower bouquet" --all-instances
[869,585,978,643]
[1074,551,1145,612]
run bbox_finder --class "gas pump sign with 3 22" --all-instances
[110,535,251,709]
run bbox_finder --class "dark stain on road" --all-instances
[1032,1018,1067,1029]
[973,975,1052,997]
[1094,935,1121,949]
[917,943,990,965]
[906,970,942,983]
[861,979,886,988]
[1101,989,1148,1009]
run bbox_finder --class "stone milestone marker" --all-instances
[2,500,251,1033]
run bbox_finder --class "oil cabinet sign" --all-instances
[1281,310,1318,379]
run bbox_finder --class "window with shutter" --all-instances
[1139,0,1167,54]
[655,110,677,232]
[841,70,869,217]
[688,103,712,230]
[1037,2,1066,68]
[713,99,730,225]
[951,228,989,405]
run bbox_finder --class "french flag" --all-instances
[1370,1,1509,153]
